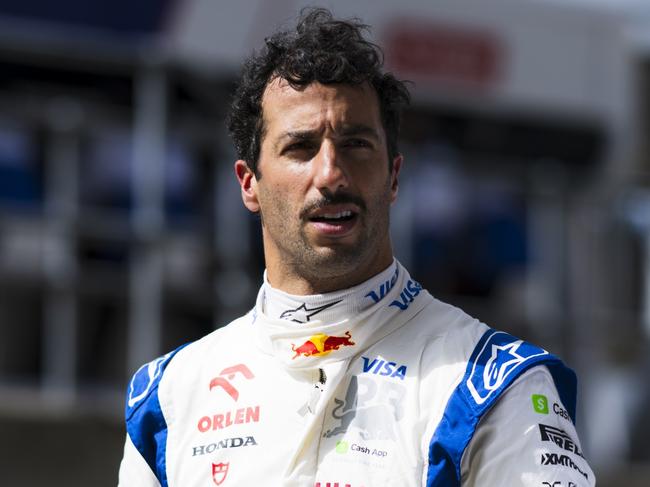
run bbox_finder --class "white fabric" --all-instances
[118,262,595,486]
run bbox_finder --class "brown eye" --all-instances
[343,138,371,148]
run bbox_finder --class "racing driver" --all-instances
[118,8,595,487]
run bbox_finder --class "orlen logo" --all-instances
[389,280,422,310]
[365,266,399,304]
[198,406,260,433]
[362,356,407,380]
[292,332,355,359]
[209,364,254,401]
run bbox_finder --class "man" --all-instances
[118,9,595,487]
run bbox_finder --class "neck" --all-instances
[262,259,399,324]
[264,248,394,295]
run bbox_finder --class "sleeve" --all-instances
[460,366,595,487]
[118,433,161,487]
[117,345,187,487]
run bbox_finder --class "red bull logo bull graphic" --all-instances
[291,331,355,359]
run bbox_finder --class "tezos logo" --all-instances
[361,356,407,380]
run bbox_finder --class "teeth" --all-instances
[321,211,352,219]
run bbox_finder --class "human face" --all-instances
[235,80,402,294]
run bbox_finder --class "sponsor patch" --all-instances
[541,453,588,480]
[539,424,583,457]
[365,267,399,304]
[211,462,229,485]
[389,279,422,310]
[197,406,260,432]
[279,301,341,323]
[292,332,355,359]
[209,364,254,402]
[466,332,548,405]
[192,436,257,457]
[361,356,407,380]
[553,402,571,422]
[532,394,549,414]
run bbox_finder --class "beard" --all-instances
[259,184,392,282]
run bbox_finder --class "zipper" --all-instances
[298,368,327,416]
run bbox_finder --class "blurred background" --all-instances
[0,0,648,485]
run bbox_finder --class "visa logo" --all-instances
[389,280,422,310]
[365,266,399,304]
[362,356,407,381]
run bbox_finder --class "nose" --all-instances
[312,140,348,194]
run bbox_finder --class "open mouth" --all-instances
[309,210,356,224]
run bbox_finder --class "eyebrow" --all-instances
[275,124,380,149]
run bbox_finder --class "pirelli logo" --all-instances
[538,424,584,458]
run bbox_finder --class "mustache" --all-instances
[300,191,366,219]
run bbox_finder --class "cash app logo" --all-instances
[336,441,349,454]
[532,394,549,414]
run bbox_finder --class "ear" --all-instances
[389,154,402,203]
[234,160,260,213]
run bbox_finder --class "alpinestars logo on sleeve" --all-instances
[466,331,548,405]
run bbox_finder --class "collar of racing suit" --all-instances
[254,259,432,369]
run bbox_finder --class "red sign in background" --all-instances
[384,20,504,89]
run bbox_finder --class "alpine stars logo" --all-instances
[389,279,422,310]
[192,436,257,457]
[361,356,407,380]
[466,331,548,405]
[484,341,527,390]
[279,301,341,323]
[365,266,399,304]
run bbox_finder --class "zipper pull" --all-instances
[297,368,327,416]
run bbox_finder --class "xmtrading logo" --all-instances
[532,394,549,414]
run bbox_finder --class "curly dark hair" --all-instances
[227,8,410,176]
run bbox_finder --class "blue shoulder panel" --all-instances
[125,344,188,487]
[426,329,577,487]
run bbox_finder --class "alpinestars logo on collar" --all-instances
[279,300,342,323]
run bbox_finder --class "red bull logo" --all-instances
[291,331,355,359]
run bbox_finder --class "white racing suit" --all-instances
[118,261,595,486]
